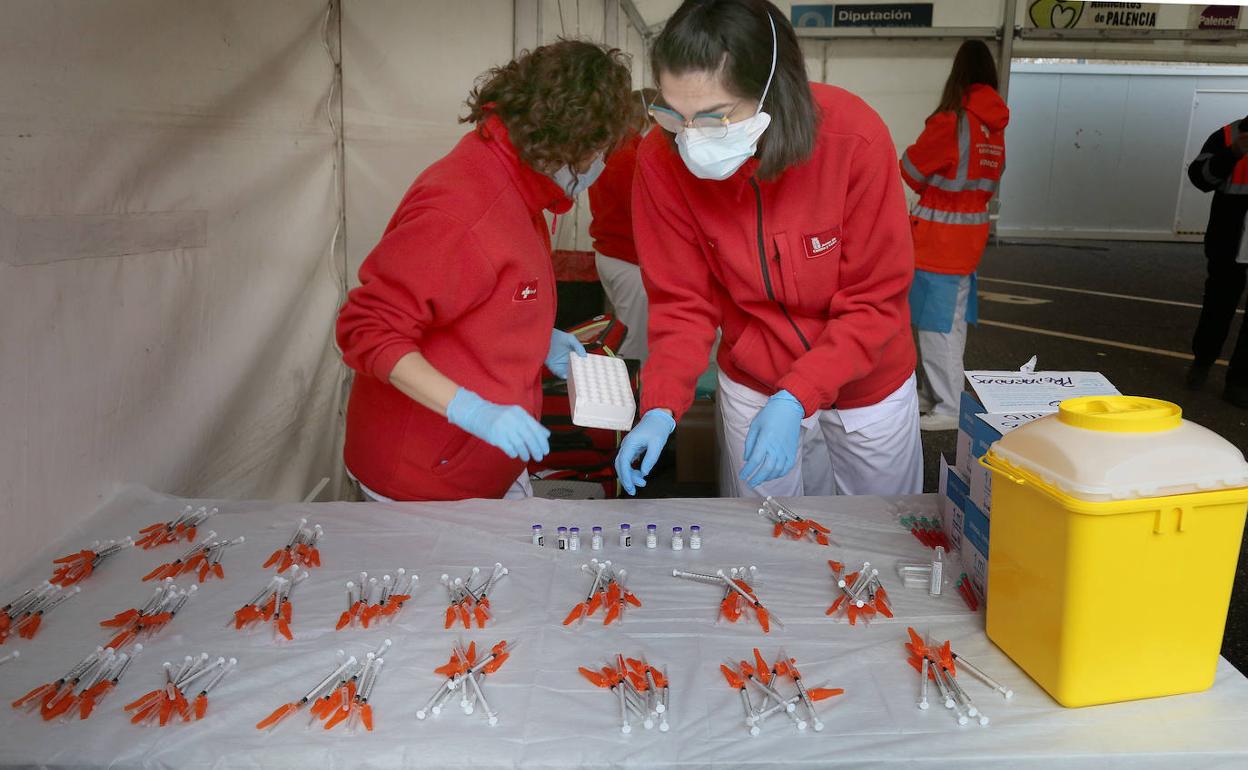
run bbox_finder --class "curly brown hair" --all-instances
[463,40,635,172]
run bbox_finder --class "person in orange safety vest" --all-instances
[900,40,1008,431]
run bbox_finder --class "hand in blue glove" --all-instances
[614,409,676,495]
[545,329,587,379]
[446,387,550,463]
[739,390,804,489]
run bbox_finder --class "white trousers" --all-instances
[354,470,533,502]
[595,252,649,361]
[916,274,971,419]
[716,371,923,498]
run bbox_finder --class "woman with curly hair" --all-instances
[336,40,634,502]
[615,0,922,498]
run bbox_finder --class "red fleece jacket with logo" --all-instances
[336,115,570,500]
[634,82,916,420]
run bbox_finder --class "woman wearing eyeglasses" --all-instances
[614,0,921,498]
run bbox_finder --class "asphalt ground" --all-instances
[640,238,1248,675]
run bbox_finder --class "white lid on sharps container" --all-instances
[986,396,1248,502]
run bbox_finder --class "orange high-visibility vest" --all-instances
[901,85,1008,275]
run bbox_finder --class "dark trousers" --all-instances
[1193,257,1248,386]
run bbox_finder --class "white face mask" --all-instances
[677,112,772,180]
[675,11,778,181]
[551,154,605,198]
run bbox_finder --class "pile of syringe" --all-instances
[336,569,417,629]
[826,560,893,624]
[256,640,391,733]
[578,654,670,733]
[125,653,237,725]
[416,639,513,725]
[11,643,140,721]
[1,582,80,644]
[757,496,836,546]
[100,581,196,650]
[49,537,133,587]
[135,506,216,550]
[231,567,308,640]
[900,514,950,550]
[141,532,244,584]
[672,566,781,632]
[906,627,1012,726]
[263,518,323,573]
[439,563,507,629]
[563,559,641,626]
[720,648,842,736]
[306,650,386,732]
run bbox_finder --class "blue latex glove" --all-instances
[446,387,550,463]
[545,329,587,379]
[739,390,804,488]
[614,409,677,495]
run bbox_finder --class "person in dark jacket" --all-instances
[1186,114,1248,408]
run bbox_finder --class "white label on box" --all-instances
[965,545,987,598]
[969,459,992,517]
[964,371,1120,414]
[955,428,974,480]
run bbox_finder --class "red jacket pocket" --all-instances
[777,230,841,312]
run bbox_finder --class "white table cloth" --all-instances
[1,484,1246,769]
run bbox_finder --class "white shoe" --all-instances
[919,412,959,432]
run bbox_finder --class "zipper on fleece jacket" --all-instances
[749,177,812,352]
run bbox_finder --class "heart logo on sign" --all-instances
[1052,4,1079,28]
[1028,1,1084,30]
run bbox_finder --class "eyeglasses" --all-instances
[647,103,738,139]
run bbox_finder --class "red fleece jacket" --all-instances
[588,131,642,264]
[336,115,570,500]
[634,82,916,419]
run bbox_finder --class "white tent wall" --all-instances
[0,0,347,585]
[341,0,514,276]
[339,0,650,268]
[542,0,654,252]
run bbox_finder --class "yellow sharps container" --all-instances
[980,396,1248,707]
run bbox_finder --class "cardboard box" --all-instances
[676,398,717,486]
[955,391,981,480]
[962,497,990,597]
[957,368,1120,515]
[967,411,1049,516]
[940,456,969,555]
[952,365,1120,599]
[530,478,607,500]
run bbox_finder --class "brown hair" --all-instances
[463,39,634,172]
[935,40,998,116]
[651,0,817,180]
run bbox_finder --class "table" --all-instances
[1,484,1247,769]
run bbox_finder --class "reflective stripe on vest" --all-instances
[912,204,991,225]
[902,114,1001,194]
[1222,122,1248,195]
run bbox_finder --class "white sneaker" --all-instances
[919,412,959,432]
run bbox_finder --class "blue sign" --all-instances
[791,4,836,28]
[835,3,934,28]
